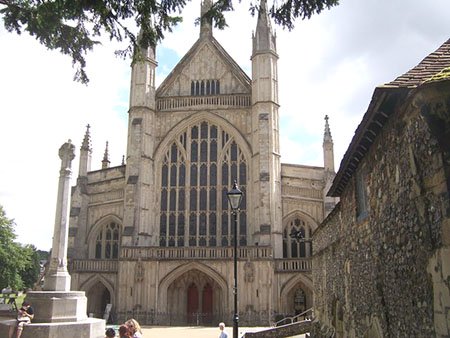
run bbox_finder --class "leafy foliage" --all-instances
[0,205,42,291]
[0,0,339,84]
[20,245,42,289]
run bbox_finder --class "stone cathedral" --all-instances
[67,0,336,326]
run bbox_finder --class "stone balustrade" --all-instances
[70,259,118,272]
[70,249,311,273]
[121,246,272,260]
[157,94,252,111]
[274,258,312,272]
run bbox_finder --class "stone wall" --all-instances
[312,81,450,337]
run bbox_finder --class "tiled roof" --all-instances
[384,38,450,88]
[328,38,450,197]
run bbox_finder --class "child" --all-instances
[118,324,132,338]
[105,327,116,337]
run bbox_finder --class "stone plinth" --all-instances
[0,318,104,338]
[25,291,88,323]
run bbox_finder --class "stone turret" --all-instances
[323,115,334,173]
[200,0,213,38]
[251,0,282,256]
[322,115,338,216]
[124,26,158,246]
[102,141,110,169]
[78,124,92,178]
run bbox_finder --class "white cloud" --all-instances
[1,0,449,250]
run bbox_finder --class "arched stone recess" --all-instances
[279,274,313,315]
[86,214,122,259]
[79,274,116,319]
[153,111,252,162]
[158,261,228,313]
[282,210,319,232]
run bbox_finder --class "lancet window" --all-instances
[159,121,247,247]
[283,218,312,258]
[191,80,220,96]
[95,221,120,259]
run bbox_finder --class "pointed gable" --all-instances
[156,37,251,98]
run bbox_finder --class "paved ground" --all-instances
[137,326,306,338]
[1,314,307,338]
[138,325,269,338]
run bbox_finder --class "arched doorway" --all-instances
[86,282,111,319]
[167,269,224,325]
[282,281,313,319]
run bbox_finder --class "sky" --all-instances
[0,0,449,251]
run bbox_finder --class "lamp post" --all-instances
[227,180,243,338]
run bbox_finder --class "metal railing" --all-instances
[272,308,314,327]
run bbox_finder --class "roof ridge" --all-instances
[384,38,450,88]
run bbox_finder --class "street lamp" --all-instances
[227,180,243,338]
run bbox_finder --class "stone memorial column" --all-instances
[43,140,75,291]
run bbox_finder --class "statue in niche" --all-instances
[135,259,144,283]
[244,261,254,283]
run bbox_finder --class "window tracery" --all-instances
[282,217,312,258]
[95,222,120,259]
[159,121,247,247]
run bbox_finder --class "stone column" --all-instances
[0,140,105,337]
[44,140,75,291]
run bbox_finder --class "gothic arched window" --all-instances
[282,218,312,258]
[159,121,247,247]
[95,222,120,259]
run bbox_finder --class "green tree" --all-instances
[0,0,339,84]
[0,205,26,290]
[20,245,42,289]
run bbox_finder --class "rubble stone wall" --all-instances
[312,82,450,337]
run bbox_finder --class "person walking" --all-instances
[218,322,228,338]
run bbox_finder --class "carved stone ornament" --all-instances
[244,260,255,283]
[135,260,144,283]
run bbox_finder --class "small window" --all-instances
[190,80,220,96]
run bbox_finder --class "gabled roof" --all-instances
[156,36,251,97]
[384,38,450,88]
[328,38,450,197]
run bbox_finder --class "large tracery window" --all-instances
[95,222,120,259]
[283,218,312,258]
[159,121,247,247]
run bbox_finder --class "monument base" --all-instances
[0,318,105,338]
[25,291,88,323]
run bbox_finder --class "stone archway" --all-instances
[167,268,224,326]
[86,281,111,319]
[279,275,313,318]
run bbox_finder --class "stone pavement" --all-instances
[128,326,269,338]
[135,326,306,338]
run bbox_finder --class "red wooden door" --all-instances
[187,283,199,324]
[202,283,213,324]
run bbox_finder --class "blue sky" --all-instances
[0,0,449,250]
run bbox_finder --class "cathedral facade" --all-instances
[67,0,336,326]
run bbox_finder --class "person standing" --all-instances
[218,322,228,338]
[125,318,143,338]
